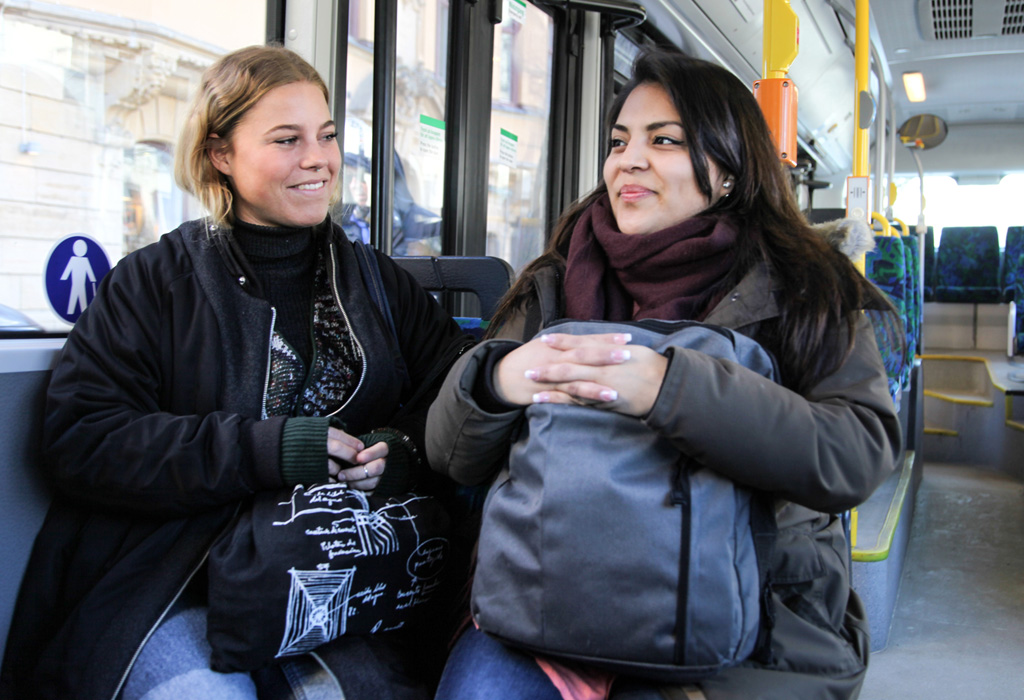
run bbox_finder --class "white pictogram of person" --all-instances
[61,239,96,315]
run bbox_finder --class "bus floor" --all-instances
[859,462,1024,699]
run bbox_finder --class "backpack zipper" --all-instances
[671,461,692,666]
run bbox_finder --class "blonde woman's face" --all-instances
[210,81,340,228]
[603,83,727,235]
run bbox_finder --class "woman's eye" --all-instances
[653,135,684,146]
[608,137,626,150]
[322,132,338,142]
[276,137,298,145]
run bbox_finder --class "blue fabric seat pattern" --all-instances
[455,316,488,341]
[935,226,1001,303]
[1002,226,1023,303]
[1015,277,1024,356]
[865,234,910,405]
[923,228,936,302]
[1007,227,1024,355]
[902,233,921,358]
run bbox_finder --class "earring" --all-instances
[722,179,733,189]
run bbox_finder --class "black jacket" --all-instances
[1,218,470,700]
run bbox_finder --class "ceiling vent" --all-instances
[917,0,1022,39]
[1004,1,1024,35]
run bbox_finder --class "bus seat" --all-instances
[909,235,925,352]
[392,255,515,338]
[923,227,936,302]
[901,233,921,359]
[935,226,1001,303]
[1002,226,1023,303]
[391,255,515,520]
[0,339,63,664]
[865,234,910,403]
[1013,276,1024,357]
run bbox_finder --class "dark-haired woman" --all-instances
[426,49,901,700]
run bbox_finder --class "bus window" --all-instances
[486,1,554,273]
[340,0,449,257]
[892,174,1024,248]
[0,1,266,332]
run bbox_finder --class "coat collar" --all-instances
[702,261,781,330]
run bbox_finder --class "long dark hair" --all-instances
[489,48,897,394]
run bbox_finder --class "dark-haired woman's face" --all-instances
[603,83,727,235]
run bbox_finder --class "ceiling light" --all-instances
[902,72,926,103]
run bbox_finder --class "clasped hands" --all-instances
[326,428,387,490]
[493,332,668,417]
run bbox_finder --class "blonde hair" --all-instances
[174,44,338,228]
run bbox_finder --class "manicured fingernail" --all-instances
[610,349,631,363]
[617,333,632,343]
[532,392,550,403]
[525,369,539,380]
[599,390,618,401]
[540,334,554,344]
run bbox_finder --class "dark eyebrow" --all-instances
[610,120,684,133]
[646,120,684,132]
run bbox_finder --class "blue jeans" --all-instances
[121,604,342,700]
[433,626,561,700]
[433,627,702,700]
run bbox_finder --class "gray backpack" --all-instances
[471,319,778,682]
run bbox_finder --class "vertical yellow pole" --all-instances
[846,0,872,274]
[848,0,873,540]
[853,0,871,178]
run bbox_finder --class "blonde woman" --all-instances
[2,45,468,700]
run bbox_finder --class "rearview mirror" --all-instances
[898,114,948,150]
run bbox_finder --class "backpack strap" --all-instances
[352,240,410,396]
[353,240,399,342]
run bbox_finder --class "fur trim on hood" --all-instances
[812,217,876,261]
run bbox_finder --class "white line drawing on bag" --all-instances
[273,485,449,657]
[273,485,432,558]
[276,567,355,658]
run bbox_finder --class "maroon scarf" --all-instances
[564,195,739,322]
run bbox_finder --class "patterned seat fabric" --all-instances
[923,228,936,302]
[865,235,910,405]
[455,316,488,341]
[1003,226,1024,303]
[902,233,921,359]
[1014,272,1024,356]
[935,226,1001,303]
[865,307,906,408]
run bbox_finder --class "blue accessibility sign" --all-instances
[44,234,112,325]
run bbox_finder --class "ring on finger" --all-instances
[363,466,370,480]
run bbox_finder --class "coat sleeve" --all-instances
[425,339,526,486]
[644,314,902,512]
[42,244,286,518]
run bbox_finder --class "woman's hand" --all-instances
[494,332,668,417]
[326,427,388,490]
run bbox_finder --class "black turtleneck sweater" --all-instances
[234,219,316,366]
[231,218,419,495]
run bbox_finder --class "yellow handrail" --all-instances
[871,211,893,237]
